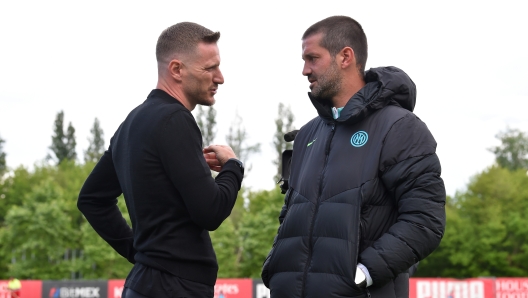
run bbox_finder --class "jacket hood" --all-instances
[309,66,416,125]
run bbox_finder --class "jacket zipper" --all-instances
[301,123,336,298]
[358,185,369,297]
[357,185,364,264]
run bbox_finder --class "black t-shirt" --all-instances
[78,89,244,286]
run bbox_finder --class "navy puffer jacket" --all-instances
[262,66,446,298]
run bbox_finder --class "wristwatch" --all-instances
[355,267,367,289]
[228,158,244,175]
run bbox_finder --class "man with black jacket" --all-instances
[261,16,446,298]
[78,22,244,298]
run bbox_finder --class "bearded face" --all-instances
[310,61,342,100]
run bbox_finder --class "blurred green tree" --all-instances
[416,166,528,277]
[0,135,6,176]
[272,103,295,184]
[84,118,105,163]
[0,162,132,279]
[238,187,284,278]
[48,111,77,164]
[489,127,528,171]
[212,186,284,278]
[195,105,217,147]
[210,217,239,278]
[225,111,260,175]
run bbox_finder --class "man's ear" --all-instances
[339,47,356,69]
[168,59,184,81]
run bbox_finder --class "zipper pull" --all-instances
[325,124,335,155]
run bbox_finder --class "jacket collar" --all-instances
[310,66,416,125]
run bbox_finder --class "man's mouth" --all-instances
[307,75,317,88]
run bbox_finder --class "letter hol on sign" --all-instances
[495,278,528,297]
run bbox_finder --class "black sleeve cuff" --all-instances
[227,158,244,175]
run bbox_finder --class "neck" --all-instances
[332,75,365,107]
[156,78,193,111]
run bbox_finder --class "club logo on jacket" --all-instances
[351,131,368,147]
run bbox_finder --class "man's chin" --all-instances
[199,98,216,106]
[310,91,333,106]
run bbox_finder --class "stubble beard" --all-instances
[183,82,216,107]
[311,62,342,101]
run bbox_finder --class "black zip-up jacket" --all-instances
[262,67,446,298]
[78,89,243,286]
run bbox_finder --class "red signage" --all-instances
[410,278,495,298]
[495,278,528,298]
[0,280,42,298]
[107,278,253,298]
[107,280,125,298]
[1,277,528,297]
[214,278,252,298]
[0,281,11,298]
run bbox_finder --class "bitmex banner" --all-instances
[0,277,527,298]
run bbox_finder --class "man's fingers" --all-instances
[206,160,221,167]
[203,145,237,166]
[203,144,223,152]
[203,152,217,159]
[208,165,222,172]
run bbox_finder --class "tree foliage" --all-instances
[272,103,295,183]
[0,161,132,279]
[489,127,528,171]
[211,186,285,278]
[210,217,239,278]
[0,135,6,176]
[416,166,528,277]
[226,112,261,175]
[238,187,284,278]
[84,118,105,163]
[4,106,528,281]
[49,111,77,164]
[195,105,217,147]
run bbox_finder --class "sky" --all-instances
[1,1,527,197]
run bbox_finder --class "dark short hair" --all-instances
[302,16,368,77]
[156,22,220,63]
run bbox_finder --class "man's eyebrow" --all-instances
[204,62,220,68]
[302,52,318,59]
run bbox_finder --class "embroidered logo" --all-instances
[351,131,368,147]
[307,138,317,147]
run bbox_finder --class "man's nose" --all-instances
[214,70,224,84]
[302,63,311,76]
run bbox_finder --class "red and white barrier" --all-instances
[1,277,527,297]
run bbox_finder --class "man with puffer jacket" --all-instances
[261,15,446,298]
